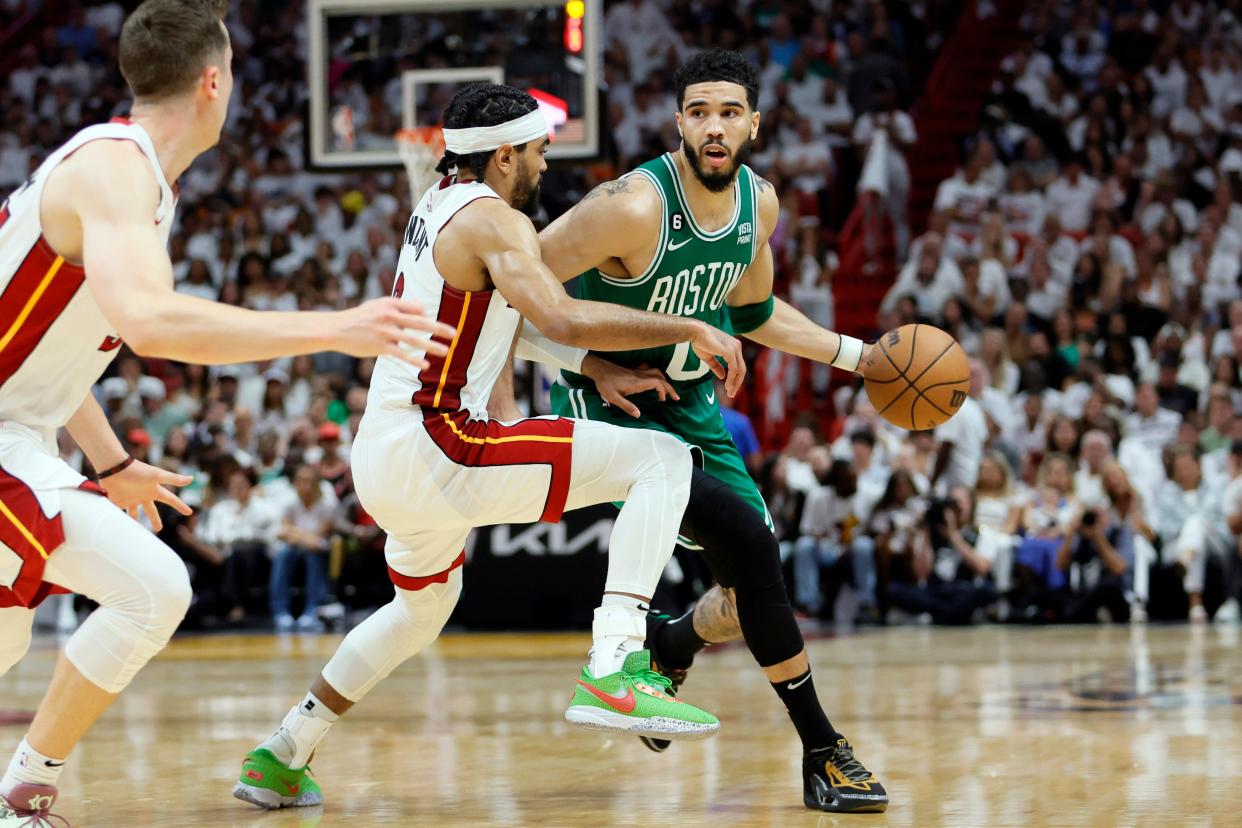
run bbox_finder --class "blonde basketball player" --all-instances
[0,1,456,823]
[234,83,746,810]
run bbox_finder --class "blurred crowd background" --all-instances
[3,0,1241,631]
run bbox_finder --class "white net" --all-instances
[395,127,446,203]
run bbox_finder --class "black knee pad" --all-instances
[679,467,805,667]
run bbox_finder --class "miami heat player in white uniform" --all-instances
[0,3,450,820]
[0,120,175,610]
[238,92,746,811]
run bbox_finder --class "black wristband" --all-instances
[97,456,135,480]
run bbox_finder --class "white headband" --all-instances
[442,110,549,154]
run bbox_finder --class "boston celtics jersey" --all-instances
[562,152,760,394]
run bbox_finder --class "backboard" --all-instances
[306,0,601,169]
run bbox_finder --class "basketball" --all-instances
[862,324,970,431]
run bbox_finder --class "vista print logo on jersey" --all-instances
[737,221,752,245]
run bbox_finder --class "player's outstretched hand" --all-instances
[581,355,679,418]
[101,460,193,533]
[690,323,746,398]
[335,298,458,369]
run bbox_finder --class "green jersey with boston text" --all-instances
[561,152,761,394]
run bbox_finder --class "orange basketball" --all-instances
[861,324,970,431]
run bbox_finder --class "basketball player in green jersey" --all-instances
[531,49,888,812]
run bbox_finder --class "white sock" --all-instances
[259,692,339,769]
[0,737,66,799]
[588,596,648,678]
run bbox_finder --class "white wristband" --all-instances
[514,322,587,374]
[831,335,864,372]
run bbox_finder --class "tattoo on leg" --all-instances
[692,586,742,644]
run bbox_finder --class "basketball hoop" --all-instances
[395,127,446,202]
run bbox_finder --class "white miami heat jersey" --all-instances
[0,119,177,432]
[367,178,521,420]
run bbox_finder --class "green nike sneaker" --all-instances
[232,748,324,809]
[564,650,720,740]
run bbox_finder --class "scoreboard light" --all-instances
[564,0,584,53]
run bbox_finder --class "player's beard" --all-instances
[512,158,542,217]
[683,135,753,193]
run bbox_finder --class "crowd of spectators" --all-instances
[5,0,1242,630]
[764,0,1242,626]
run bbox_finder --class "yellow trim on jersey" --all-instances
[431,292,472,408]
[0,498,49,559]
[440,413,573,445]
[0,256,64,354]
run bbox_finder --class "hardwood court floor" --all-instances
[2,624,1240,827]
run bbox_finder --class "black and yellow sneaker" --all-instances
[803,738,888,813]
[639,611,693,753]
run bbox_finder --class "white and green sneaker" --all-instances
[233,748,323,809]
[564,650,719,740]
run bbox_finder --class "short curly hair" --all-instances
[674,48,760,111]
[435,83,539,180]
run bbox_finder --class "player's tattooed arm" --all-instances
[691,586,742,644]
[579,177,632,201]
[754,174,775,195]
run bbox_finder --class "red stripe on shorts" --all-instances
[0,466,68,609]
[422,409,575,523]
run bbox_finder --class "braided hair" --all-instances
[435,83,540,181]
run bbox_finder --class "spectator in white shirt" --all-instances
[779,117,833,194]
[200,466,281,623]
[1040,70,1082,122]
[959,256,1012,323]
[785,55,826,114]
[270,465,339,633]
[1123,383,1183,455]
[1044,156,1100,233]
[853,79,918,256]
[881,233,965,318]
[809,76,854,148]
[1156,448,1219,622]
[1171,78,1225,156]
[1137,171,1199,234]
[933,361,990,494]
[1145,41,1188,119]
[999,168,1047,237]
[933,144,997,238]
[1074,430,1114,508]
[1199,39,1240,114]
[1215,441,1242,621]
[1023,251,1070,322]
